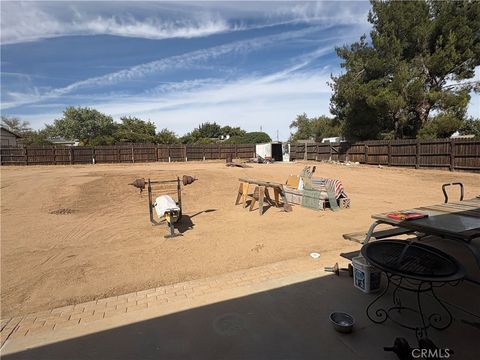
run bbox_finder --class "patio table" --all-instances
[363,197,480,275]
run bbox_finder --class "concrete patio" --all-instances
[1,239,479,360]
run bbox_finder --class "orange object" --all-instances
[387,211,428,221]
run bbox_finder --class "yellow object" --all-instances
[286,175,300,189]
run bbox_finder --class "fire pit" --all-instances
[361,240,465,339]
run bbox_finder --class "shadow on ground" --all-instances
[4,267,479,360]
[175,209,217,234]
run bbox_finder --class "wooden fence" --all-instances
[0,144,256,165]
[289,138,480,171]
[2,139,479,171]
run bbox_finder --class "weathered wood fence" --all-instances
[2,139,479,171]
[0,144,256,165]
[290,138,480,171]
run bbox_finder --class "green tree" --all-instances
[289,113,341,142]
[458,118,480,137]
[224,131,271,144]
[330,0,480,140]
[1,115,32,134]
[240,132,272,144]
[417,112,464,139]
[196,122,222,139]
[289,113,316,141]
[114,116,156,143]
[1,115,52,145]
[156,129,179,144]
[20,130,52,145]
[45,107,116,145]
[220,126,246,138]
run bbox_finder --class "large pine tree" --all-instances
[330,0,480,140]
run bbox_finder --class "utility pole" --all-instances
[276,130,279,141]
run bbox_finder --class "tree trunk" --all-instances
[393,111,402,139]
[416,99,431,126]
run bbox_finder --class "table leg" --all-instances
[235,183,244,205]
[258,186,265,215]
[241,182,249,207]
[364,221,383,244]
[274,188,280,207]
[249,186,258,211]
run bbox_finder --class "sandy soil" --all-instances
[1,161,479,318]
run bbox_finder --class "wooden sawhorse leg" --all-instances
[235,182,250,207]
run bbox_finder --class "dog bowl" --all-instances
[329,312,354,333]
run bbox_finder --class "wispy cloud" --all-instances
[1,1,371,45]
[1,26,339,109]
[1,1,233,45]
[13,56,334,140]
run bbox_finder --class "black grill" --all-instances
[362,240,465,282]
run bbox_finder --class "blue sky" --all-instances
[1,1,478,140]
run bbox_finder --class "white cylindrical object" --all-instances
[352,256,381,293]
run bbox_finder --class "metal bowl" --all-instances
[329,312,354,333]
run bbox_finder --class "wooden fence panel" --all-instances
[346,143,366,163]
[236,144,255,159]
[220,144,236,159]
[0,146,26,165]
[306,143,317,160]
[132,145,157,162]
[186,145,204,160]
[54,147,71,164]
[169,145,186,161]
[94,146,120,163]
[452,139,480,170]
[291,143,305,160]
[418,139,450,168]
[365,141,389,165]
[203,144,220,160]
[27,147,56,165]
[157,145,169,162]
[389,140,416,166]
[316,144,330,161]
[72,147,94,164]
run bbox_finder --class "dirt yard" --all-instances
[1,161,479,318]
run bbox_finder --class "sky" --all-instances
[1,1,479,140]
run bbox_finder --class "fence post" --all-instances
[184,145,187,162]
[92,147,96,164]
[24,147,28,165]
[450,139,455,171]
[155,145,159,162]
[131,146,135,163]
[69,147,73,164]
[234,144,238,159]
[364,144,368,163]
[53,146,57,165]
[387,142,391,166]
[415,140,420,169]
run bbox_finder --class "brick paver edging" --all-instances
[0,251,354,349]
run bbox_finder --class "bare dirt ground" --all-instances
[1,161,479,318]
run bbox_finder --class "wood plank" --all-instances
[342,227,414,243]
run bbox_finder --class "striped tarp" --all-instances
[310,178,347,200]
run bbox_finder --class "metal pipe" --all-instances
[177,177,182,210]
[148,179,155,225]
